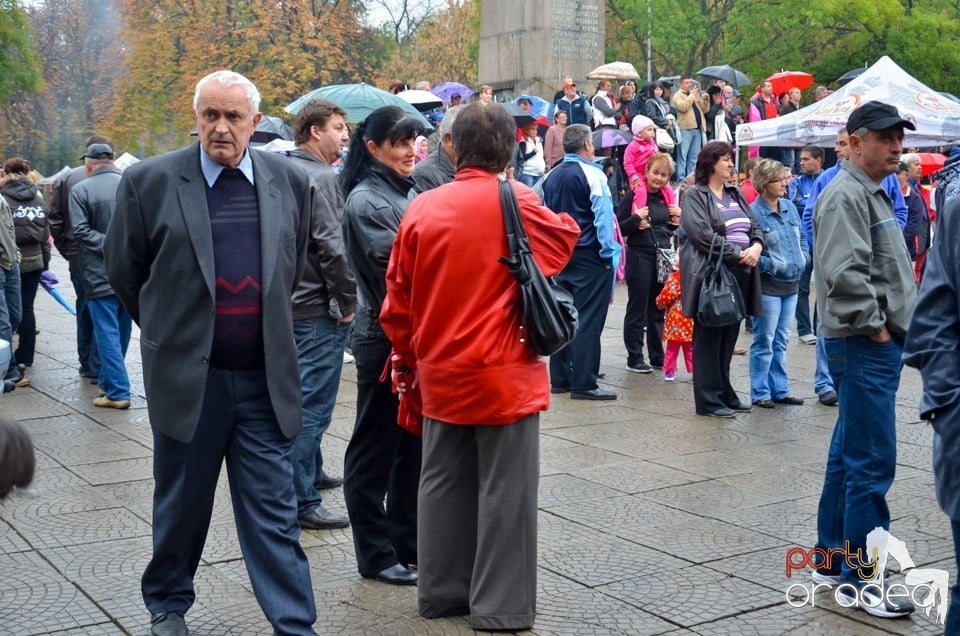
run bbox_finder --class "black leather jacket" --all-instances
[284,148,356,321]
[341,162,415,338]
[68,166,122,299]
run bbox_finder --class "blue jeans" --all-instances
[518,173,539,187]
[290,316,349,516]
[0,265,21,373]
[816,335,901,585]
[87,295,132,400]
[813,333,834,396]
[70,262,99,374]
[749,293,797,402]
[676,129,702,181]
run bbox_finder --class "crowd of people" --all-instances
[4,67,960,634]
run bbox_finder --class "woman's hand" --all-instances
[667,204,681,225]
[738,243,763,267]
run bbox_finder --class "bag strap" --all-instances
[498,180,534,280]
[706,233,723,268]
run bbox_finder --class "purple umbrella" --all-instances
[432,82,473,105]
[592,127,633,149]
[40,270,75,315]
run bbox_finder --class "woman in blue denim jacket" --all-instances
[748,159,809,408]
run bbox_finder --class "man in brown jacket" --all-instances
[670,78,708,181]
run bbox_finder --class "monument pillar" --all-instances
[479,0,605,99]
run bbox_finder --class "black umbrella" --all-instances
[251,116,294,144]
[697,65,751,87]
[836,66,867,86]
[502,103,536,127]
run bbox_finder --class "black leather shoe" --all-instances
[550,386,570,394]
[818,391,839,407]
[698,408,736,418]
[151,612,188,636]
[299,505,350,530]
[728,402,753,412]
[754,399,775,409]
[370,563,418,585]
[774,396,804,405]
[314,472,343,490]
[570,388,617,401]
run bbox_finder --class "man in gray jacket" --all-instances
[811,101,918,619]
[284,99,356,530]
[413,105,463,193]
[68,144,131,409]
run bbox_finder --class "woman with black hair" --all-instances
[340,106,424,586]
[679,141,764,418]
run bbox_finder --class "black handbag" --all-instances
[697,234,746,327]
[498,180,578,356]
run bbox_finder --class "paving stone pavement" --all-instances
[0,255,951,635]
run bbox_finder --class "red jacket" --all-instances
[381,169,580,425]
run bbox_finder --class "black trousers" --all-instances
[623,247,664,367]
[343,332,421,577]
[550,248,613,392]
[691,265,751,413]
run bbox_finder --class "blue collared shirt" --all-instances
[199,145,255,187]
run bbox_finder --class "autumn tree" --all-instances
[0,0,42,105]
[379,0,479,87]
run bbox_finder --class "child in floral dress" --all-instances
[655,260,693,381]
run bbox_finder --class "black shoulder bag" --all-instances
[498,180,578,356]
[696,234,746,327]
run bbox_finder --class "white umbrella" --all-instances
[736,56,960,148]
[586,61,641,81]
[397,89,443,112]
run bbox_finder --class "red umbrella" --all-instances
[917,152,947,177]
[765,71,814,95]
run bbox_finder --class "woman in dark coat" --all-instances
[340,106,424,586]
[679,141,764,417]
[0,157,49,385]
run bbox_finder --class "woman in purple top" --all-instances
[678,141,764,418]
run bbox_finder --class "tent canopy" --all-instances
[735,56,960,148]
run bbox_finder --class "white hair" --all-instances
[901,152,920,167]
[439,105,465,138]
[193,70,261,114]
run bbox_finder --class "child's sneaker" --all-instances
[664,372,676,382]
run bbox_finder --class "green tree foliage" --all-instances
[606,0,960,97]
[0,0,42,104]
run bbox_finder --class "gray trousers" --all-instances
[418,414,539,631]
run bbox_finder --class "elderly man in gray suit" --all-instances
[105,70,316,636]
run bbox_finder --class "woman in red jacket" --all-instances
[380,103,579,631]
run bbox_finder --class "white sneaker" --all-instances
[343,351,355,364]
[835,583,915,618]
[798,334,817,345]
[811,570,839,585]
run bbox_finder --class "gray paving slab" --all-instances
[1,255,953,634]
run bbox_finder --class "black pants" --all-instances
[692,265,750,413]
[549,248,613,391]
[623,247,664,367]
[343,332,421,576]
[15,268,41,365]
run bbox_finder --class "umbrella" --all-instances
[917,152,947,177]
[255,139,297,154]
[697,65,751,87]
[592,127,633,149]
[513,94,551,118]
[251,115,294,144]
[836,66,867,86]
[397,89,443,112]
[431,81,473,105]
[39,270,75,315]
[657,75,681,86]
[587,61,641,81]
[765,71,814,95]
[284,83,433,128]
[502,103,535,127]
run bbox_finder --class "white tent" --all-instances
[735,56,960,148]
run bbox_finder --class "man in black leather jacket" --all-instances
[283,99,357,531]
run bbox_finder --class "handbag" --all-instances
[655,127,675,152]
[18,251,44,273]
[697,235,746,327]
[656,246,676,284]
[498,180,578,356]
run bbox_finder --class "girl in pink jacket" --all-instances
[623,115,676,211]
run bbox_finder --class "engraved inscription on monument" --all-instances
[552,1,602,65]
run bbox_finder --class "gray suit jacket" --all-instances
[105,143,311,443]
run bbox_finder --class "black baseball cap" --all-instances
[846,102,916,134]
[82,143,114,160]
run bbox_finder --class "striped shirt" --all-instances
[713,191,751,248]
